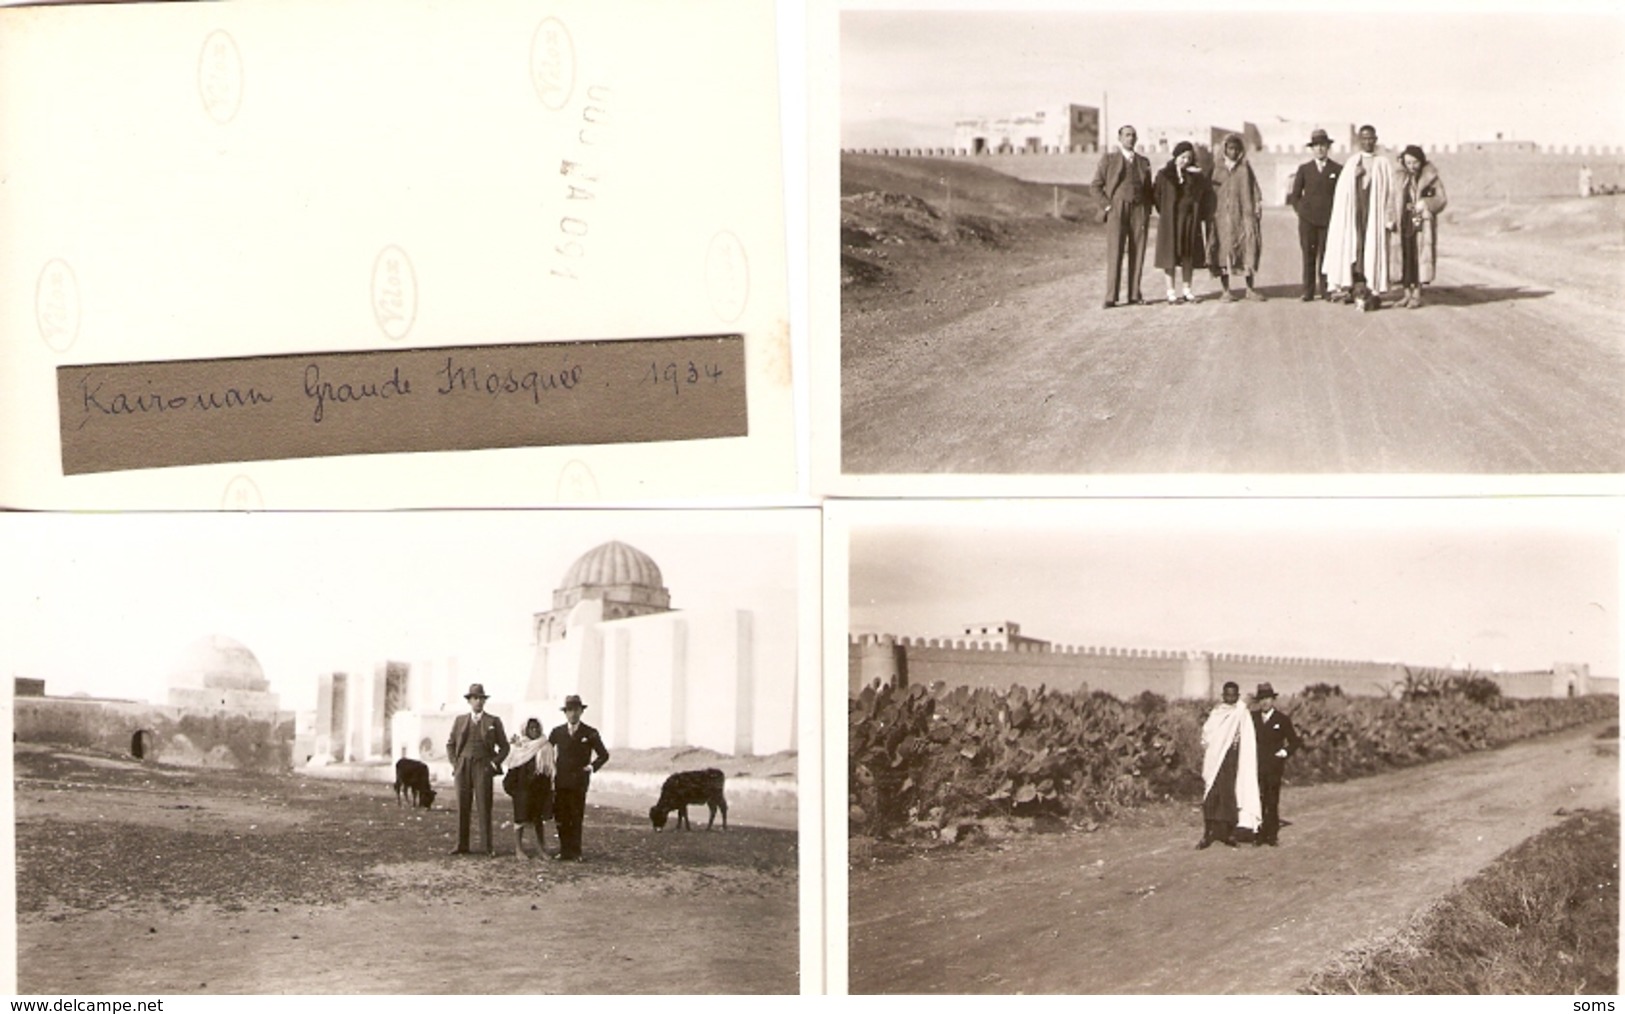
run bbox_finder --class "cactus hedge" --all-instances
[848,682,1617,838]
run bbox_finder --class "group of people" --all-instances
[445,684,611,862]
[1198,681,1302,849]
[1092,124,1448,310]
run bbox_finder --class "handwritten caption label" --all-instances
[56,335,746,475]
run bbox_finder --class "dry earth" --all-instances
[13,745,798,994]
[847,722,1618,994]
[842,156,1625,474]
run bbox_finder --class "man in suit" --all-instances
[1286,129,1342,301]
[446,683,509,855]
[548,694,610,861]
[1251,682,1303,847]
[1089,124,1153,308]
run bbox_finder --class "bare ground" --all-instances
[13,745,798,994]
[842,171,1625,474]
[847,721,1618,994]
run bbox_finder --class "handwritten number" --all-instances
[648,360,721,394]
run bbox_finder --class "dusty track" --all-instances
[13,747,798,994]
[842,209,1624,473]
[847,722,1617,994]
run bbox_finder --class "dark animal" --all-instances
[649,768,728,831]
[394,756,436,809]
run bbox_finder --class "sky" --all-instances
[1,511,807,714]
[846,501,1619,676]
[840,7,1625,151]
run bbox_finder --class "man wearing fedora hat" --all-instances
[447,683,510,855]
[1286,129,1342,301]
[548,695,610,861]
[1250,682,1302,847]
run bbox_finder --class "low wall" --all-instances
[843,149,1625,205]
[14,697,294,772]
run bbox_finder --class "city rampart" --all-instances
[841,147,1625,205]
[849,634,1599,701]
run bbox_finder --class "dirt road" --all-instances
[847,722,1617,994]
[842,209,1624,473]
[13,747,798,994]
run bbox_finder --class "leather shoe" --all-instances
[1195,838,1212,850]
[1102,300,1116,309]
[449,848,470,856]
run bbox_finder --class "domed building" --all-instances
[167,634,281,713]
[534,541,673,643]
[520,539,795,756]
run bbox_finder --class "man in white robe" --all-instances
[1198,681,1261,848]
[1324,124,1396,307]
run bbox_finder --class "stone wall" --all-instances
[842,148,1625,205]
[849,634,1598,702]
[14,696,294,771]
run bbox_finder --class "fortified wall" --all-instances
[841,146,1625,205]
[849,634,1601,701]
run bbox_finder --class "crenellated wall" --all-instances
[848,633,1600,701]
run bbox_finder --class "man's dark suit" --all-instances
[548,721,610,860]
[1090,148,1154,304]
[1287,158,1342,297]
[1252,707,1303,845]
[447,711,509,853]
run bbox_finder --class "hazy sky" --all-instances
[841,7,1625,150]
[846,501,1618,675]
[1,511,806,714]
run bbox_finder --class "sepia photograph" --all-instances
[823,4,1625,482]
[831,498,1619,993]
[2,509,819,994]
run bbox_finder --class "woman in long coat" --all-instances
[504,717,556,860]
[1151,140,1215,303]
[1389,145,1448,308]
[1210,133,1266,301]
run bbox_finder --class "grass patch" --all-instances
[1304,808,1619,994]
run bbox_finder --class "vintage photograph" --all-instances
[3,509,817,994]
[831,7,1625,477]
[834,498,1619,993]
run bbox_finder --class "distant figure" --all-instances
[1250,683,1302,847]
[1286,129,1342,300]
[1580,164,1593,198]
[1090,124,1154,308]
[1211,133,1266,302]
[446,683,509,856]
[548,695,610,862]
[1390,145,1449,309]
[504,717,556,861]
[1151,140,1214,304]
[1325,124,1397,309]
[1198,681,1260,849]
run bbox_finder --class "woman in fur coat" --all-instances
[1389,145,1448,308]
